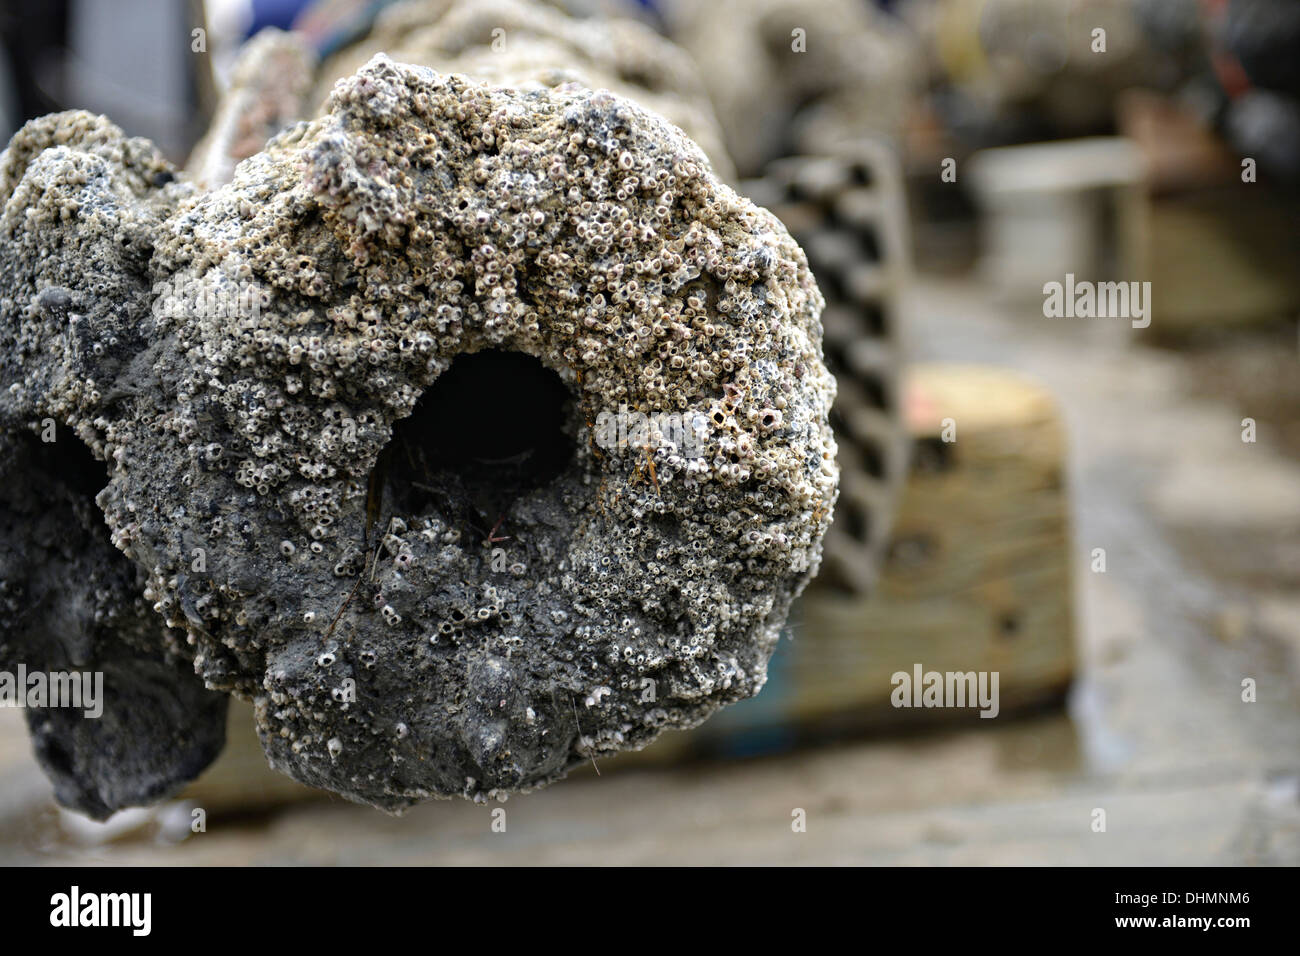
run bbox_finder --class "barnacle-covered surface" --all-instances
[0,54,836,811]
[315,0,734,180]
[189,0,734,190]
[0,113,228,819]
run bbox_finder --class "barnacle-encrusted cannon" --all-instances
[0,46,836,813]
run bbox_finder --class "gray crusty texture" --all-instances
[0,54,836,812]
[0,429,229,820]
[188,0,735,190]
[0,114,229,819]
[314,0,735,181]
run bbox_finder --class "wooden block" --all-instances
[796,363,1076,723]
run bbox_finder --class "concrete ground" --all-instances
[1,273,1297,865]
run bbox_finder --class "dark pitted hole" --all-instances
[379,350,574,527]
[22,427,107,504]
[997,611,1021,640]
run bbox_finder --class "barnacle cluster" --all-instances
[315,0,734,180]
[0,36,835,811]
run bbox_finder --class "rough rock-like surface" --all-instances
[0,430,229,820]
[0,116,228,819]
[314,0,733,178]
[0,54,836,811]
[192,0,733,188]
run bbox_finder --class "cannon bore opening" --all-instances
[377,349,576,532]
[17,427,108,511]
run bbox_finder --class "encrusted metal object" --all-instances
[0,41,836,814]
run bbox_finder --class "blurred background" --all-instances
[0,0,1297,864]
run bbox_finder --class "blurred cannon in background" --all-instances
[660,0,921,178]
[310,0,734,177]
[192,0,734,184]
